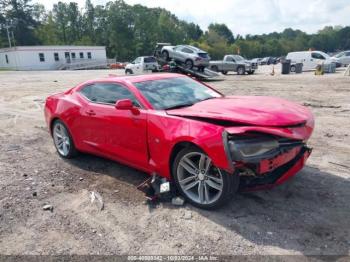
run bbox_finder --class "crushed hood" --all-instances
[166,96,312,127]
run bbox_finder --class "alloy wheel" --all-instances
[176,152,223,205]
[53,122,71,156]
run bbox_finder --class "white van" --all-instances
[286,51,336,71]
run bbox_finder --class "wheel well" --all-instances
[50,117,60,135]
[169,141,199,178]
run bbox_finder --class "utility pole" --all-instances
[5,23,12,48]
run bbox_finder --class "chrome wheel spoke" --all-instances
[207,175,223,184]
[205,179,222,191]
[198,181,204,203]
[204,182,210,203]
[184,180,199,191]
[179,175,196,186]
[180,157,198,176]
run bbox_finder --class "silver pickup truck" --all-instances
[209,55,258,75]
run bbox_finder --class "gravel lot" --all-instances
[0,66,349,256]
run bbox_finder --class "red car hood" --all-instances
[166,96,312,127]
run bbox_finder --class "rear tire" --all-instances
[185,59,194,69]
[290,65,296,73]
[247,70,255,75]
[211,65,219,72]
[172,146,239,209]
[125,69,133,75]
[52,119,78,159]
[162,50,169,61]
[221,71,228,75]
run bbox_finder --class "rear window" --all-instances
[198,53,209,58]
[144,57,157,63]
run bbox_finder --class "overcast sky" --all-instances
[34,0,350,36]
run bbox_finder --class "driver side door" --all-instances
[77,82,149,170]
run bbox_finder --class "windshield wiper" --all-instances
[165,103,194,110]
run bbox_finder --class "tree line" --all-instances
[1,0,350,60]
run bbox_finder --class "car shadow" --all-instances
[66,154,350,255]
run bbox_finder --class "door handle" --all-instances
[86,110,96,116]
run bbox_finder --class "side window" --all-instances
[226,56,235,62]
[54,53,59,61]
[311,53,325,60]
[87,52,92,59]
[39,53,45,62]
[5,54,9,64]
[79,52,84,59]
[181,47,194,54]
[79,83,141,107]
[71,52,76,59]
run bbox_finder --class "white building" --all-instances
[0,45,107,70]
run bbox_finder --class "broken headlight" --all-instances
[228,136,279,162]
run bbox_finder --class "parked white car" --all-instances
[331,51,350,66]
[125,56,160,75]
[286,51,339,71]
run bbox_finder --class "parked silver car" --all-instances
[161,45,210,69]
[331,51,350,66]
[209,55,258,75]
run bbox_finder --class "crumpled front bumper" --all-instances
[239,146,312,192]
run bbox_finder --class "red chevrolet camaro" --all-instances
[45,73,314,209]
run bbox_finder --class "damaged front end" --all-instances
[224,132,312,191]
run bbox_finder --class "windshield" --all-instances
[134,77,222,110]
[235,55,244,61]
[319,51,330,58]
[335,52,344,58]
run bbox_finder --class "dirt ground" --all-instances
[0,66,349,256]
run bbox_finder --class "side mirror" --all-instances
[115,99,140,115]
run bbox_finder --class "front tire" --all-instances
[52,119,78,159]
[237,66,245,75]
[290,65,296,73]
[247,70,255,75]
[172,146,239,209]
[221,71,228,75]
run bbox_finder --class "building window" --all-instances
[39,53,45,62]
[79,52,84,59]
[71,52,76,59]
[5,54,9,64]
[54,53,59,61]
[87,52,92,59]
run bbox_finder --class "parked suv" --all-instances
[161,45,210,70]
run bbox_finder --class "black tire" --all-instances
[125,69,133,75]
[211,65,219,72]
[221,71,228,75]
[237,66,245,75]
[184,59,194,69]
[290,65,296,73]
[162,50,169,61]
[52,119,78,159]
[247,70,255,75]
[172,146,239,209]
